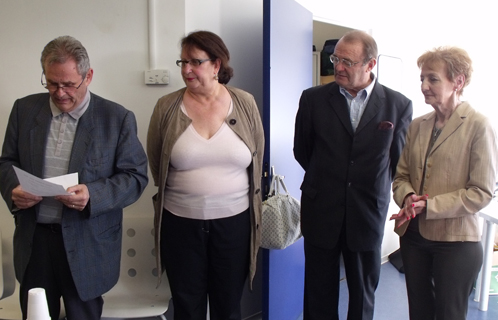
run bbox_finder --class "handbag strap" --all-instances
[268,174,289,196]
[268,174,278,196]
[276,175,290,195]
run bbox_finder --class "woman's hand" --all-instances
[389,193,429,228]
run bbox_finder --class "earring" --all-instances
[214,73,219,80]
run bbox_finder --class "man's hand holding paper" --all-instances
[55,184,90,212]
[11,185,42,210]
[12,166,80,210]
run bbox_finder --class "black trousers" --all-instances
[161,208,251,320]
[400,229,482,320]
[20,224,103,320]
[303,222,381,320]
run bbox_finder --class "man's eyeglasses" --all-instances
[41,72,85,93]
[176,59,214,68]
[330,55,370,68]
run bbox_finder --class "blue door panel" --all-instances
[262,0,312,319]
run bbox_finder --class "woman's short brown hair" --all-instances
[417,47,473,95]
[181,30,233,84]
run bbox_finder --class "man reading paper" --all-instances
[0,36,148,320]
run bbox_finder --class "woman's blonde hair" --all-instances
[417,46,473,95]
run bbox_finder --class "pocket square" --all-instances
[378,121,394,130]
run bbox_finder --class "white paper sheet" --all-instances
[13,166,79,197]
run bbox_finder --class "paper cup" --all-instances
[27,288,51,320]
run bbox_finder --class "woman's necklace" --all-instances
[432,118,443,142]
[433,126,442,138]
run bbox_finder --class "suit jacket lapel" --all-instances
[68,94,95,174]
[328,83,354,136]
[418,113,435,169]
[30,100,52,178]
[429,102,469,156]
[355,81,383,134]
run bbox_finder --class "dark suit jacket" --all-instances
[0,92,148,301]
[294,80,412,251]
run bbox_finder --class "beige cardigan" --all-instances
[147,85,264,287]
[393,102,497,241]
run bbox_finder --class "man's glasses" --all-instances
[41,72,85,93]
[330,55,370,68]
[176,59,214,68]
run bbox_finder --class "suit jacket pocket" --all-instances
[90,213,122,240]
[89,154,109,166]
[98,222,121,240]
[82,153,112,181]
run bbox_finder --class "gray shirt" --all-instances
[37,90,90,224]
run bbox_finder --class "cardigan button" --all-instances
[229,119,237,125]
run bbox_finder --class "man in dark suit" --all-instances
[294,30,412,320]
[0,36,148,320]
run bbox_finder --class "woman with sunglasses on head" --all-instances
[147,30,264,320]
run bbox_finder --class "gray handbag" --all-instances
[260,173,302,250]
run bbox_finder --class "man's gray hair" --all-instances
[340,30,378,63]
[40,35,90,76]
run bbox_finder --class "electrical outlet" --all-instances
[145,69,169,85]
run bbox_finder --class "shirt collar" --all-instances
[49,89,91,120]
[339,72,376,100]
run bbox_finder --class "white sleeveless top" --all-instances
[163,101,251,220]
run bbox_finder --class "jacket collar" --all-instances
[419,101,472,157]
